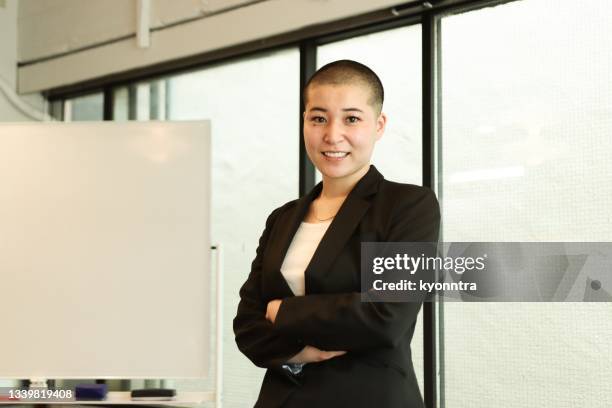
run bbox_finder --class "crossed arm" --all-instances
[232,207,306,371]
[233,188,440,369]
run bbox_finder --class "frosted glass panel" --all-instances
[113,87,129,121]
[440,1,612,406]
[113,80,167,121]
[317,25,422,185]
[65,93,103,121]
[167,48,300,406]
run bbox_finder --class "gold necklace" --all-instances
[313,202,336,222]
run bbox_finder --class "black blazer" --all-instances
[233,165,440,408]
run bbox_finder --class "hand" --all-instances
[265,299,282,323]
[287,345,347,364]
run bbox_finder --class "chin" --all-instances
[319,165,358,180]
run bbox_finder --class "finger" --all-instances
[319,350,346,361]
[322,350,346,355]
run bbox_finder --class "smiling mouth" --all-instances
[322,151,349,158]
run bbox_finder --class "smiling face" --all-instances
[303,82,386,185]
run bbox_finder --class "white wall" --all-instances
[16,0,409,93]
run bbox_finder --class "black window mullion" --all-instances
[422,11,438,408]
[103,87,113,121]
[434,11,446,408]
[128,84,137,120]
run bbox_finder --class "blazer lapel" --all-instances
[266,165,383,297]
[304,166,382,293]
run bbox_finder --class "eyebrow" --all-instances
[308,107,364,113]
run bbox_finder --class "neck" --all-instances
[320,164,370,199]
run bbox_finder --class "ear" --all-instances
[375,112,387,141]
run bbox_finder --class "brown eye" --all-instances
[346,116,360,124]
[311,116,326,123]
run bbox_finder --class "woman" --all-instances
[233,60,440,407]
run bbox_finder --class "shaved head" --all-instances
[304,60,384,115]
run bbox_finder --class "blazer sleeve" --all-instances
[233,206,305,374]
[273,187,440,352]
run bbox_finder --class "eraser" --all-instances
[131,388,176,399]
[75,384,108,400]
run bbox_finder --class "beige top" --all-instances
[279,220,332,296]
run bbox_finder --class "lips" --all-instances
[322,151,349,158]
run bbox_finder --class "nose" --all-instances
[323,119,344,145]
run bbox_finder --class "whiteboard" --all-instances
[0,121,211,379]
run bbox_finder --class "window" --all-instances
[439,1,612,406]
[113,79,167,121]
[64,93,103,121]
